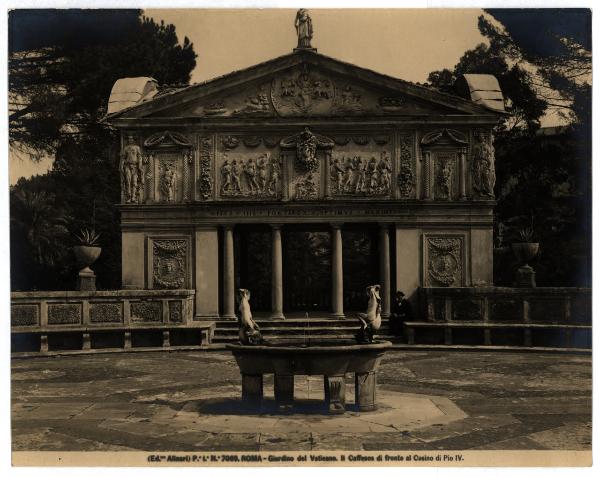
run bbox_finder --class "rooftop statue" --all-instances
[295,9,313,49]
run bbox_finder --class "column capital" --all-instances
[330,222,344,230]
[378,222,392,231]
[222,224,235,232]
[270,223,283,230]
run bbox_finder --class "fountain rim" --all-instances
[226,340,393,353]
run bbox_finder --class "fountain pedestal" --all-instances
[229,340,392,414]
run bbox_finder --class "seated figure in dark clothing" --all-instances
[389,291,413,337]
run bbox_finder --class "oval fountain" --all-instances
[227,287,392,414]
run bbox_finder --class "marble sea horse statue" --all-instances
[237,289,264,345]
[355,284,382,344]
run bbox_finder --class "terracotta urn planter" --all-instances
[73,245,102,273]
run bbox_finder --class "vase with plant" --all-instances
[511,226,539,287]
[73,227,101,291]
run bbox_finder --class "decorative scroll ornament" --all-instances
[280,127,334,173]
[153,240,187,289]
[353,135,370,146]
[398,134,415,198]
[378,96,405,113]
[373,135,390,145]
[427,237,462,287]
[143,131,192,148]
[471,130,496,198]
[198,136,213,200]
[263,136,280,148]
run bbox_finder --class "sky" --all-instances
[146,8,486,85]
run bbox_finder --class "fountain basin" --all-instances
[227,339,392,414]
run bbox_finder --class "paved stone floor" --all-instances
[11,350,591,451]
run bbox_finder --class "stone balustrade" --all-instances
[404,287,591,349]
[11,289,215,353]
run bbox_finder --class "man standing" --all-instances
[390,291,413,338]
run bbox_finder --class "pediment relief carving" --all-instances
[421,129,468,147]
[144,130,193,149]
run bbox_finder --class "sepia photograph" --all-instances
[5,3,593,469]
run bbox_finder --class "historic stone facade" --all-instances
[107,19,501,320]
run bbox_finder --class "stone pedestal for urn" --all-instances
[73,246,102,291]
[511,243,539,288]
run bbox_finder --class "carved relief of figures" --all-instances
[426,236,463,287]
[472,131,496,198]
[120,135,144,203]
[234,84,271,115]
[335,84,362,113]
[221,153,281,198]
[295,172,318,200]
[160,161,177,202]
[330,152,392,196]
[437,159,453,200]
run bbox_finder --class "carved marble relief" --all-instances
[90,303,123,323]
[471,130,496,198]
[398,134,415,198]
[426,236,464,287]
[160,160,177,202]
[11,304,39,326]
[233,83,272,116]
[198,136,213,200]
[131,301,162,323]
[48,303,82,325]
[330,152,391,197]
[168,301,183,323]
[378,96,405,113]
[152,239,188,289]
[271,69,335,115]
[220,152,282,199]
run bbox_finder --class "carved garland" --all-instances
[398,134,415,198]
[198,136,213,200]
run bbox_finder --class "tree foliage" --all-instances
[9,10,197,290]
[427,11,591,287]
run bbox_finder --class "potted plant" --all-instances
[73,228,101,290]
[511,226,539,287]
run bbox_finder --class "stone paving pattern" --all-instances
[12,350,591,451]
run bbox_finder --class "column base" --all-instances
[269,312,285,320]
[220,314,237,320]
[194,314,220,321]
[329,313,346,320]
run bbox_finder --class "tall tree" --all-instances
[9,10,197,290]
[427,11,591,286]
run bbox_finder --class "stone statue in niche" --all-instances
[119,135,144,203]
[472,131,496,198]
[267,155,282,195]
[330,152,391,196]
[437,160,453,200]
[161,162,176,202]
[295,9,313,49]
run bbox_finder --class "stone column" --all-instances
[270,224,285,319]
[331,223,344,319]
[222,225,236,320]
[379,223,391,319]
[458,148,467,200]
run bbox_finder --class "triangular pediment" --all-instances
[106,50,500,121]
